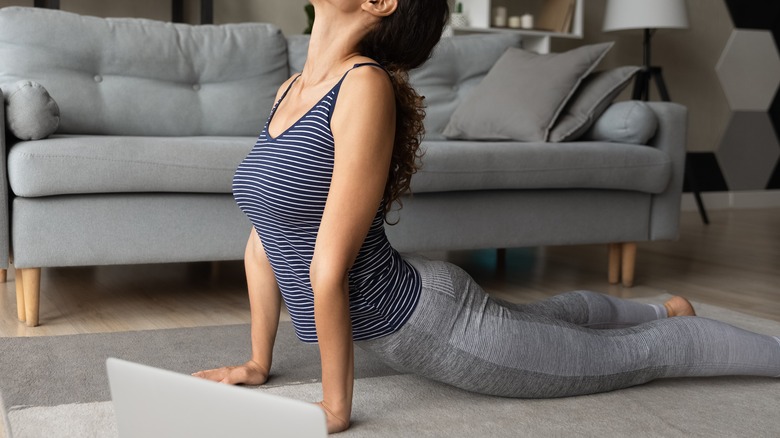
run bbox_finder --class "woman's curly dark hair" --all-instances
[358,0,450,223]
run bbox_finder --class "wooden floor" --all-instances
[1,208,779,338]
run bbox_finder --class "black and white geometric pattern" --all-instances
[700,1,780,191]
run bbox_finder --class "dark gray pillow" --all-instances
[442,42,613,142]
[585,100,658,145]
[549,66,640,142]
[3,80,60,141]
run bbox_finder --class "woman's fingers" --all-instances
[193,363,268,386]
[192,367,233,382]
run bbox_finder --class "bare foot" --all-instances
[664,296,696,317]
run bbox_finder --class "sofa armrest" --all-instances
[646,101,688,241]
[0,87,10,268]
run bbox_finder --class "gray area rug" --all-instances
[2,296,779,437]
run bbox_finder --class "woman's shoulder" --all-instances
[339,57,391,93]
[331,58,395,128]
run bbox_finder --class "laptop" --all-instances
[106,358,327,438]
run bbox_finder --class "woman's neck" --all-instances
[301,7,374,85]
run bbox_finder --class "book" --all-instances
[536,0,576,33]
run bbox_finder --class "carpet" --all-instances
[2,296,779,437]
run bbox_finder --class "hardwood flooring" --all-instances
[1,207,778,338]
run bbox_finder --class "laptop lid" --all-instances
[106,358,327,438]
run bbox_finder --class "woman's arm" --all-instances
[310,65,396,433]
[193,230,281,384]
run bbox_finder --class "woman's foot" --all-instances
[664,296,696,317]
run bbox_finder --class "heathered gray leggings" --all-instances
[356,257,780,398]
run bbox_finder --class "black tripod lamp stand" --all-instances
[603,0,708,224]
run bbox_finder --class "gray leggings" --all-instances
[356,257,780,398]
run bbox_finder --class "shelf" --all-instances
[453,0,584,53]
[452,26,583,39]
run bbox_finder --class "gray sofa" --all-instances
[0,7,686,327]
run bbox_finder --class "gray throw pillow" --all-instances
[585,100,658,145]
[3,80,60,141]
[548,66,640,142]
[442,42,613,142]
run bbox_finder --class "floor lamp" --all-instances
[603,0,709,225]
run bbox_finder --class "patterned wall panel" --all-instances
[717,112,780,190]
[706,1,780,191]
[724,1,780,31]
[715,30,780,112]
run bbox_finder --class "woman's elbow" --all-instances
[309,259,349,298]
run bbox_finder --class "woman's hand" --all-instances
[315,401,351,434]
[192,360,268,385]
[192,231,278,386]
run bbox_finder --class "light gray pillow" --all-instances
[549,66,640,142]
[3,80,60,141]
[442,42,613,142]
[585,100,658,145]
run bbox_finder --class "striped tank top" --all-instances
[232,63,422,343]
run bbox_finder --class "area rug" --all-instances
[2,296,779,437]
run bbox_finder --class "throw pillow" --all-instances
[442,42,613,142]
[548,66,640,142]
[3,80,60,141]
[585,100,658,145]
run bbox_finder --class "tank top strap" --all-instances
[330,62,388,100]
[351,62,385,70]
[281,74,302,99]
[264,74,302,128]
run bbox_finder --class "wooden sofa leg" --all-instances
[0,268,6,282]
[608,243,622,284]
[621,243,637,288]
[21,268,42,327]
[15,268,26,322]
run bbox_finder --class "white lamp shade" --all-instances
[603,0,689,32]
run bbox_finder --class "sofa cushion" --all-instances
[8,136,255,197]
[287,34,310,75]
[442,43,614,142]
[548,66,640,142]
[585,101,659,145]
[0,7,289,137]
[411,140,672,195]
[410,34,522,140]
[3,80,60,141]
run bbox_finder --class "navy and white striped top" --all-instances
[232,64,421,343]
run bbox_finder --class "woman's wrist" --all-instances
[245,359,269,379]
[317,400,350,433]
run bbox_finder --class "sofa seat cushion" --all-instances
[8,135,255,197]
[412,141,672,195]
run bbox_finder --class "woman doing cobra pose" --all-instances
[194,0,780,434]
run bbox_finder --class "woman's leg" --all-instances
[360,259,780,398]
[499,290,669,328]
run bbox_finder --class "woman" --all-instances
[195,0,780,433]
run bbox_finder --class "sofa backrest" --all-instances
[0,7,289,137]
[285,33,521,140]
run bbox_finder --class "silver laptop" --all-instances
[107,358,327,438]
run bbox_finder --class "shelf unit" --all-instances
[453,0,584,53]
